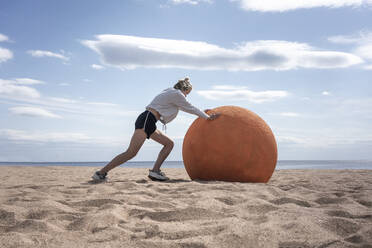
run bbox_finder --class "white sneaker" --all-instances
[148,170,169,181]
[92,171,107,181]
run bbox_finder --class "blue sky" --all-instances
[0,0,371,162]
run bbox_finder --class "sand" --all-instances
[0,166,371,248]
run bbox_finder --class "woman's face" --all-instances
[183,88,192,97]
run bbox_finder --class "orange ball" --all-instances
[182,106,277,183]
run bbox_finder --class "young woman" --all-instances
[92,77,220,181]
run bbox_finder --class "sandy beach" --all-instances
[0,166,371,248]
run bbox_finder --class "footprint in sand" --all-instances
[161,226,227,240]
[326,210,372,220]
[345,234,364,244]
[277,184,296,191]
[270,197,311,208]
[6,219,49,233]
[215,197,236,206]
[356,199,372,207]
[244,204,279,215]
[279,241,312,248]
[26,209,49,220]
[128,200,174,209]
[315,197,346,205]
[70,199,122,207]
[129,207,229,222]
[321,217,360,237]
[0,209,16,225]
[326,210,354,218]
[66,217,87,231]
[129,222,225,241]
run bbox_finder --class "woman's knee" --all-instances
[166,140,174,150]
[124,148,138,159]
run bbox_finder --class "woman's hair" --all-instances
[173,77,192,92]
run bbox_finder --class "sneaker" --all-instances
[148,170,169,181]
[92,171,107,181]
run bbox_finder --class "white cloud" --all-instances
[354,44,372,60]
[0,79,136,118]
[0,47,13,63]
[12,78,45,85]
[47,97,77,104]
[276,129,372,148]
[170,0,212,5]
[212,85,248,90]
[232,0,372,12]
[1,129,92,143]
[364,64,372,70]
[322,91,331,96]
[328,30,372,66]
[276,112,300,117]
[82,35,362,71]
[328,30,372,44]
[9,106,61,119]
[0,129,123,145]
[86,102,118,107]
[197,85,289,103]
[59,83,70,86]
[91,64,105,70]
[27,50,69,61]
[0,79,41,100]
[0,33,9,42]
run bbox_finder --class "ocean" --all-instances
[0,160,371,170]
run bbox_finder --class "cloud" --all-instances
[0,33,9,42]
[9,106,62,119]
[11,78,45,85]
[322,91,331,96]
[47,97,77,104]
[0,129,92,143]
[197,85,289,103]
[170,0,212,5]
[0,129,124,145]
[275,112,300,117]
[212,85,248,90]
[82,35,362,71]
[364,64,372,70]
[91,64,105,70]
[231,0,372,12]
[0,78,136,119]
[276,128,372,148]
[86,102,118,107]
[27,50,69,61]
[0,47,13,63]
[328,30,372,66]
[0,79,41,100]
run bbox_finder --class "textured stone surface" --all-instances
[182,106,277,183]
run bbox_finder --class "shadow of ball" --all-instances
[182,106,277,183]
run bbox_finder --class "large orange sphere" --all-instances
[182,106,277,183]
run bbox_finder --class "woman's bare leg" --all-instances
[149,129,174,172]
[100,129,147,174]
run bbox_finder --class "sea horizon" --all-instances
[0,160,371,170]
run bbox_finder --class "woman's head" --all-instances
[174,77,192,95]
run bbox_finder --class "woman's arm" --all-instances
[173,93,210,119]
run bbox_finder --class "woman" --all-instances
[92,77,220,181]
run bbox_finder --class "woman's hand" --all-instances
[207,113,220,120]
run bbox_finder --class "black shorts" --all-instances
[135,110,158,139]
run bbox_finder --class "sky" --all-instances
[0,0,372,162]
